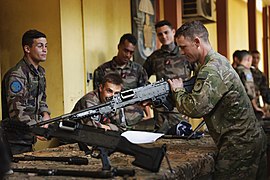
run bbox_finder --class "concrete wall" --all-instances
[60,0,85,113]
[82,0,131,93]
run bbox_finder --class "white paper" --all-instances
[121,131,164,144]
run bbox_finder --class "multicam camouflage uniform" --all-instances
[72,89,123,130]
[1,57,50,154]
[172,50,267,179]
[93,57,148,125]
[143,43,195,133]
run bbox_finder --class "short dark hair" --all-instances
[238,50,250,62]
[155,20,173,30]
[101,73,123,87]
[175,21,209,43]
[22,29,46,47]
[250,50,260,55]
[233,50,241,59]
[119,33,137,46]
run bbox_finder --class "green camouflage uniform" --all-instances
[172,50,267,179]
[72,89,124,130]
[236,65,256,100]
[143,43,195,133]
[93,57,148,125]
[1,57,50,154]
[251,67,270,105]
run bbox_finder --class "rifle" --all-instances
[12,155,88,165]
[13,167,135,178]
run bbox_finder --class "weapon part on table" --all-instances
[12,155,88,165]
[12,167,135,178]
[187,120,206,140]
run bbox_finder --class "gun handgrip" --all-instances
[116,137,166,172]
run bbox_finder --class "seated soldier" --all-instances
[72,73,125,131]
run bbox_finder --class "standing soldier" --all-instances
[169,20,267,179]
[143,20,196,133]
[93,33,150,127]
[1,29,51,155]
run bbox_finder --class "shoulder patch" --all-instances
[246,73,253,81]
[193,79,204,92]
[10,81,22,93]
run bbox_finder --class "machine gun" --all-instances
[33,76,196,127]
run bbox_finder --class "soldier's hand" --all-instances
[168,78,183,92]
[37,136,47,141]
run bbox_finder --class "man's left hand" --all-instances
[168,78,184,92]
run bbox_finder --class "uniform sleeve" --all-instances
[259,73,270,104]
[39,76,50,115]
[173,69,228,117]
[143,57,154,78]
[238,71,255,100]
[5,73,31,122]
[71,94,99,125]
[93,67,104,90]
[137,65,149,87]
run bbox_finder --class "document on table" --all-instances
[121,131,164,144]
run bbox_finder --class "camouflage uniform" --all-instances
[236,64,256,100]
[143,43,195,133]
[172,50,267,179]
[1,57,50,154]
[72,89,124,130]
[93,57,148,125]
[251,67,270,105]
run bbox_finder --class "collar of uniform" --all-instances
[204,49,215,65]
[95,89,103,104]
[23,56,41,75]
[161,42,178,54]
[112,56,132,69]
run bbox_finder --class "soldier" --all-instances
[250,50,270,108]
[231,50,241,69]
[143,20,195,133]
[93,33,150,127]
[235,50,264,119]
[1,29,51,155]
[73,73,124,131]
[169,21,267,179]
